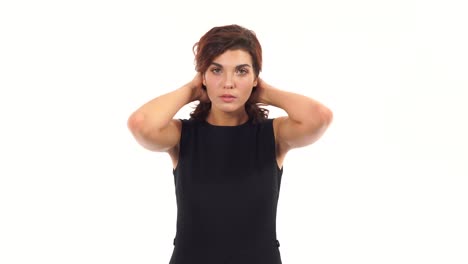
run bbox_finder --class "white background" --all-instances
[1,0,467,263]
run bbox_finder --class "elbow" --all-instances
[127,111,146,135]
[320,105,333,127]
[304,104,333,133]
[127,112,172,152]
[127,111,155,141]
[127,112,159,151]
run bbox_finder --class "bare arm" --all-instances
[256,79,333,154]
[127,73,207,152]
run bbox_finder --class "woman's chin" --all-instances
[213,104,244,113]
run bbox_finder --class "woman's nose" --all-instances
[223,73,234,89]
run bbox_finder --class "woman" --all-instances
[127,24,333,264]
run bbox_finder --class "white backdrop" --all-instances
[1,0,467,263]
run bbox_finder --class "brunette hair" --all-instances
[190,24,269,123]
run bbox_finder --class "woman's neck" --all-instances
[205,110,249,126]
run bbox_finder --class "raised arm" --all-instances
[256,79,333,156]
[127,73,207,152]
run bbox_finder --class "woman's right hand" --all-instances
[190,73,210,103]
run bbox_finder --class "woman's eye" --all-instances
[237,68,248,75]
[211,68,221,74]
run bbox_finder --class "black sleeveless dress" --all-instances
[169,118,283,264]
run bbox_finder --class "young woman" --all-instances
[127,24,333,264]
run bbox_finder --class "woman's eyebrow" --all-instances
[235,64,252,69]
[210,62,252,68]
[210,62,223,68]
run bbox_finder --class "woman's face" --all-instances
[203,49,258,115]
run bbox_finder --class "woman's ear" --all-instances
[253,77,258,87]
[202,74,206,86]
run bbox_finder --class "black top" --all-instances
[169,118,283,264]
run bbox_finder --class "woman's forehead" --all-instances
[211,49,253,67]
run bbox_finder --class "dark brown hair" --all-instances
[190,24,269,123]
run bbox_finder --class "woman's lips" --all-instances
[220,95,236,103]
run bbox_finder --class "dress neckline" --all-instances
[202,117,252,128]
